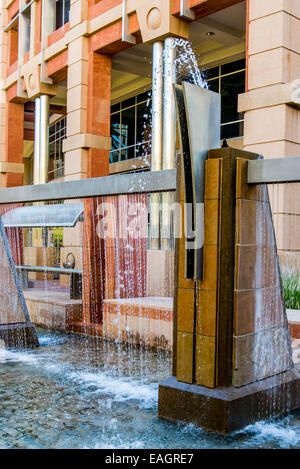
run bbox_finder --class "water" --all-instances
[0,328,299,449]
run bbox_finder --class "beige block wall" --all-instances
[65,2,90,180]
[244,0,300,265]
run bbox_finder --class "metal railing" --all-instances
[0,169,177,204]
[247,157,300,184]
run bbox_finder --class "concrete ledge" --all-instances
[63,133,111,152]
[238,80,300,113]
[158,370,300,435]
[0,322,39,349]
[0,162,24,174]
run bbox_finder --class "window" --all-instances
[110,91,152,163]
[203,58,245,140]
[55,0,70,30]
[48,117,66,180]
[22,5,31,55]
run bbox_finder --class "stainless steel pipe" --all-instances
[33,94,49,185]
[39,94,50,184]
[161,38,177,248]
[151,41,164,171]
[150,41,164,249]
[163,37,177,171]
[33,97,41,185]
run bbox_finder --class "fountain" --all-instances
[158,81,300,435]
[0,215,38,349]
[0,36,299,447]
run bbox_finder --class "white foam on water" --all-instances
[38,334,66,346]
[1,349,39,365]
[68,370,158,408]
[92,438,145,450]
[240,420,300,448]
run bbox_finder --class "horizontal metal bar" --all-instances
[247,157,300,184]
[16,265,82,275]
[0,169,177,205]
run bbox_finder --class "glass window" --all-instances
[55,0,70,30]
[48,117,66,180]
[221,59,245,75]
[206,58,246,139]
[207,78,219,94]
[110,91,152,163]
[221,71,245,124]
[203,66,219,81]
[110,112,121,163]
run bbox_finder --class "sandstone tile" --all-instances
[195,334,216,388]
[204,199,219,246]
[235,245,280,290]
[196,290,217,337]
[236,199,274,246]
[199,245,218,291]
[232,327,291,387]
[176,331,194,384]
[205,158,221,200]
[177,287,195,333]
[234,286,286,335]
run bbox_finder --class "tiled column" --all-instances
[240,0,300,267]
[2,100,24,188]
[0,4,7,184]
[0,5,24,188]
[159,148,299,435]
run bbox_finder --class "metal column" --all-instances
[39,94,50,184]
[163,37,177,171]
[33,97,41,185]
[162,37,177,248]
[150,41,164,249]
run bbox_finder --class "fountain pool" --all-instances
[0,328,299,449]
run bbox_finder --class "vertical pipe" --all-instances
[151,41,164,171]
[150,41,164,249]
[163,37,177,171]
[39,94,50,184]
[161,37,177,248]
[33,97,41,185]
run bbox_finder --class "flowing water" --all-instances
[0,328,299,449]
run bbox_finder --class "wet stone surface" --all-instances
[0,328,300,449]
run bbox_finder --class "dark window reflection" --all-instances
[110,92,152,162]
[55,0,70,30]
[221,71,245,125]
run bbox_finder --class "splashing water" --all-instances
[174,38,208,88]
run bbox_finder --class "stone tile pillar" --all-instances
[159,148,300,435]
[0,7,24,188]
[240,0,300,267]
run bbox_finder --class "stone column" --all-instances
[0,6,24,188]
[159,148,300,435]
[239,0,300,268]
